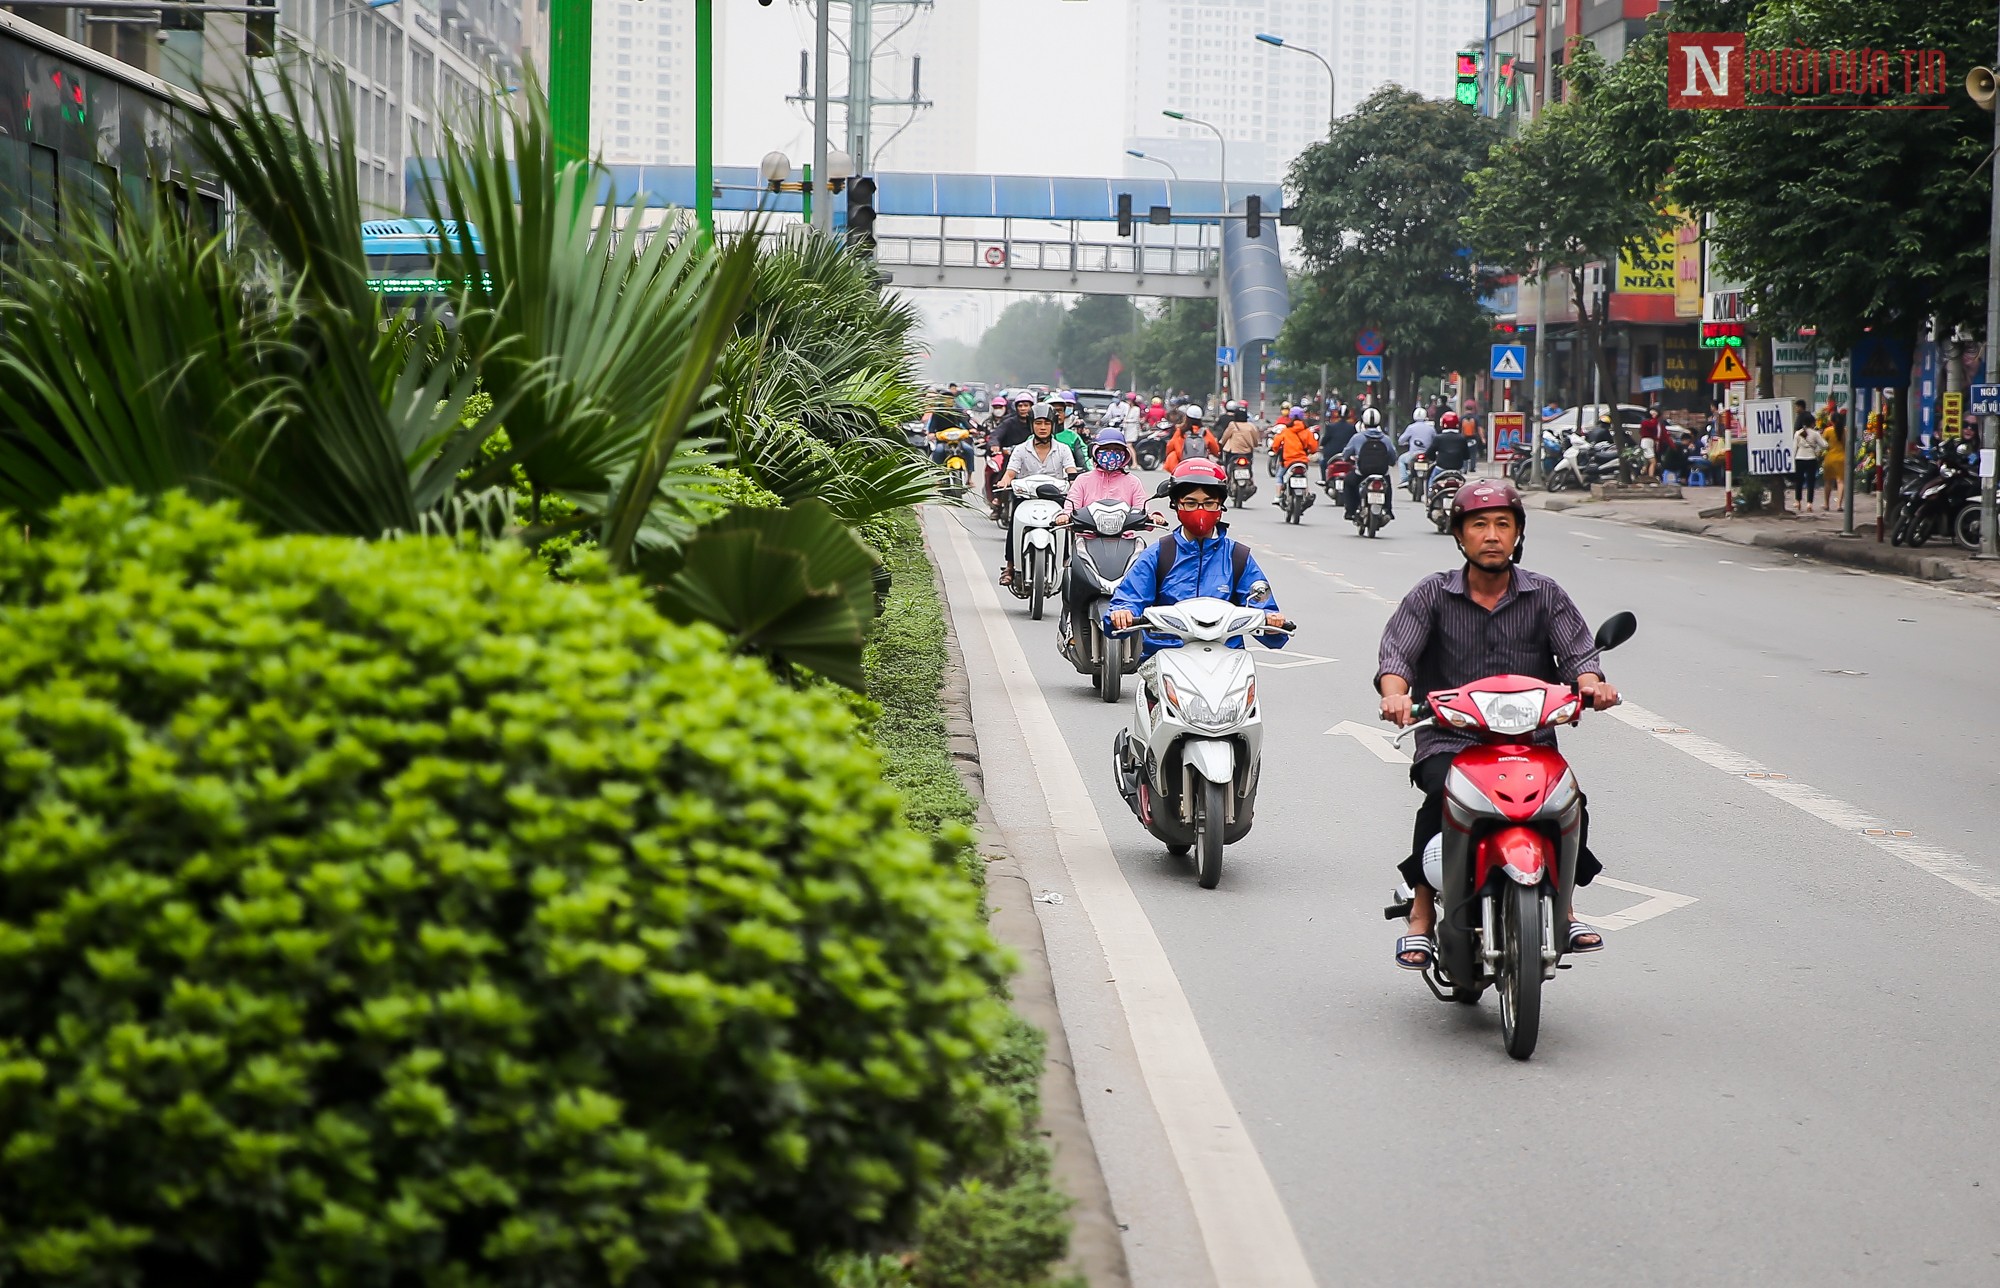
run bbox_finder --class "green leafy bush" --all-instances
[0,491,1014,1286]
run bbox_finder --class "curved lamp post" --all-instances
[1126,148,1180,180]
[1164,109,1229,402]
[1256,32,1336,139]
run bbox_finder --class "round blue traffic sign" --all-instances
[1355,329,1385,356]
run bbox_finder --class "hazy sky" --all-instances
[719,0,1132,177]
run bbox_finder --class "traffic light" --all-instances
[1455,51,1481,108]
[1498,55,1517,107]
[846,176,877,258]
[1244,194,1262,239]
[1117,193,1133,238]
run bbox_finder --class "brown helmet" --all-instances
[1449,478,1528,559]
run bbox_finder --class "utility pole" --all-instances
[548,0,591,165]
[1980,8,2000,556]
[847,0,875,174]
[696,0,714,234]
[812,0,832,234]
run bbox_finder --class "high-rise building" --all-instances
[855,0,978,174]
[1125,0,1484,184]
[591,0,692,164]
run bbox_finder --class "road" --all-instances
[927,464,2000,1288]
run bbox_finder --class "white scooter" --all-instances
[1110,591,1295,889]
[1007,477,1070,620]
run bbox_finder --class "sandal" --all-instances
[1394,934,1435,972]
[1566,922,1606,954]
[998,565,1014,586]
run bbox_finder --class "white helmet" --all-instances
[1411,406,1430,421]
[1361,407,1382,429]
[1184,404,1206,421]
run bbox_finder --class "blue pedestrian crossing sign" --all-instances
[1490,344,1527,379]
[1356,354,1385,381]
[1216,346,1237,366]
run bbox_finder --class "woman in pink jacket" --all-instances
[1059,429,1150,522]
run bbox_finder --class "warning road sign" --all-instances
[1851,336,1911,389]
[1490,344,1527,379]
[1708,347,1750,384]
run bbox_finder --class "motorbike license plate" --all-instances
[1367,495,1384,509]
[1233,468,1252,480]
[1288,476,1310,490]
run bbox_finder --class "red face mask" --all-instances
[1178,507,1221,540]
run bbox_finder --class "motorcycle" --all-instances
[1545,433,1620,492]
[1425,468,1467,534]
[1226,452,1258,508]
[1135,426,1168,472]
[1058,500,1155,703]
[1280,461,1316,524]
[1510,430,1565,488]
[1006,477,1069,620]
[1406,452,1434,502]
[1381,611,1638,1060]
[1351,473,1392,538]
[1321,455,1352,502]
[986,445,1011,524]
[935,425,975,494]
[1111,592,1295,888]
[1893,442,1979,547]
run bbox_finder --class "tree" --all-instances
[1667,0,1999,515]
[975,296,1066,385]
[1055,294,1143,389]
[1465,91,1671,480]
[1128,299,1217,397]
[1281,87,1501,416]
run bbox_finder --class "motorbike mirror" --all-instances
[1246,579,1272,606]
[1152,478,1173,499]
[1593,611,1638,651]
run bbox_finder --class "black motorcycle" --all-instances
[1134,426,1169,472]
[1893,443,1979,547]
[1226,452,1257,508]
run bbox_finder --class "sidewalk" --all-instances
[1517,479,2000,593]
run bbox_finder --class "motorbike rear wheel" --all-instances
[947,465,967,492]
[1027,551,1048,621]
[1498,883,1544,1061]
[1195,775,1226,889]
[1365,510,1380,538]
[1098,638,1122,704]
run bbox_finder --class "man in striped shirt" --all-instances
[1374,480,1618,970]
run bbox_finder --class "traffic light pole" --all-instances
[548,0,591,166]
[812,0,833,235]
[695,0,714,235]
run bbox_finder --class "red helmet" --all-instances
[1451,478,1526,527]
[1439,411,1460,430]
[1169,457,1228,501]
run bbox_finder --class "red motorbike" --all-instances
[1383,611,1636,1060]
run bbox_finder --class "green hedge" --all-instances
[0,492,1013,1286]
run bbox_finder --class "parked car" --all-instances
[1540,404,1650,436]
[1072,389,1123,427]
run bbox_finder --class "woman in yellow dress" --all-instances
[1818,410,1845,512]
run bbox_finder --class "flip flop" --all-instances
[1566,922,1606,954]
[1394,934,1434,972]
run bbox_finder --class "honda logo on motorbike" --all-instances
[1669,33,1745,108]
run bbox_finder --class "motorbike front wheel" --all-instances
[1195,775,1226,889]
[1098,638,1122,704]
[1955,503,1984,552]
[1498,883,1545,1061]
[1027,551,1048,620]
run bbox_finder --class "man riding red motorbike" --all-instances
[1374,479,1617,972]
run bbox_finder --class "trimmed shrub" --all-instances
[0,492,1013,1287]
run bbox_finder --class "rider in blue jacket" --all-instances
[1107,459,1287,656]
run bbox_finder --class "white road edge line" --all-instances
[932,510,1319,1288]
[1608,701,2000,906]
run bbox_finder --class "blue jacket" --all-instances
[1105,529,1286,656]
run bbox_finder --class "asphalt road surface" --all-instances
[927,463,2000,1288]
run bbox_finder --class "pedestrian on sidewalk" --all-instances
[1819,410,1845,512]
[1792,400,1826,506]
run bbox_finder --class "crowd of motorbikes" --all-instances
[941,407,1632,1061]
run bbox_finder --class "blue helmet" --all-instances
[1091,428,1131,471]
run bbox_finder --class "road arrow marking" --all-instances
[1326,720,1411,764]
[1583,877,1697,931]
[1257,649,1337,671]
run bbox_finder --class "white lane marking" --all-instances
[1608,701,2000,906]
[1257,649,1338,671]
[1583,876,1698,931]
[933,510,1319,1288]
[1632,531,1689,547]
[1325,720,1411,764]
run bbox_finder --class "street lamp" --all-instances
[1255,32,1336,139]
[1164,109,1229,402]
[1126,149,1180,180]
[760,151,793,191]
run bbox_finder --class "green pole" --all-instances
[695,0,714,235]
[548,0,592,167]
[801,163,813,227]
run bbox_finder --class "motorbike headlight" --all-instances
[1468,689,1546,736]
[1179,693,1241,730]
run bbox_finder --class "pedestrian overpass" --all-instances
[404,164,1291,358]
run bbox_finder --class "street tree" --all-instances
[1464,87,1672,482]
[1056,294,1144,390]
[1666,0,1999,516]
[975,296,1066,386]
[1129,299,1217,397]
[1280,87,1500,417]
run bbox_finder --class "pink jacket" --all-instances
[1061,469,1151,522]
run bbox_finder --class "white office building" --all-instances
[1125,0,1485,185]
[591,0,692,164]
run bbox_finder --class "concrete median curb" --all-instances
[926,532,1132,1288]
